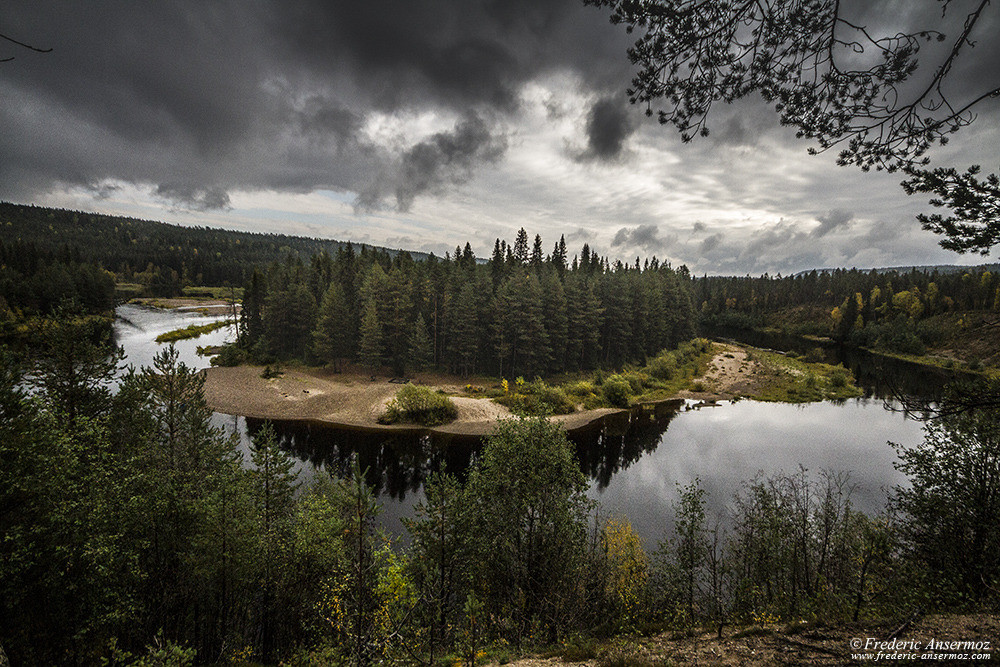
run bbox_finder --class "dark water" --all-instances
[117,308,928,547]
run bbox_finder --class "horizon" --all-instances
[5,199,998,280]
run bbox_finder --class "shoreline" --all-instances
[201,341,855,436]
[203,365,627,437]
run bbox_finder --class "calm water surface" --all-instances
[116,306,927,546]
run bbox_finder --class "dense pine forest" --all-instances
[230,229,696,379]
[0,201,418,305]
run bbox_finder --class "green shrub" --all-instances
[646,353,677,380]
[830,368,849,388]
[379,384,458,426]
[602,375,633,407]
[260,364,283,379]
[621,371,650,393]
[533,382,576,414]
[565,380,597,397]
[210,343,245,367]
[495,380,576,416]
[802,347,826,363]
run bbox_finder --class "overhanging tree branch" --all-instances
[586,0,1000,253]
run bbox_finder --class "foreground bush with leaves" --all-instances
[378,384,458,426]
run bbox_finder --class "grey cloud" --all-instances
[296,98,364,145]
[356,114,508,212]
[155,184,232,212]
[579,96,635,161]
[700,233,723,253]
[612,224,661,250]
[812,208,854,237]
[692,222,707,233]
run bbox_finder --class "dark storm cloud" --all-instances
[0,0,633,210]
[579,96,636,160]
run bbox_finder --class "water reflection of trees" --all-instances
[572,402,682,489]
[248,402,684,499]
[245,418,479,500]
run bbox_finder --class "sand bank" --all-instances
[203,365,623,437]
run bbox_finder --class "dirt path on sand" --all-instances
[679,343,764,400]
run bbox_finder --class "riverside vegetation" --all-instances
[2,314,998,665]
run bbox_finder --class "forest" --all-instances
[228,229,696,380]
[2,203,999,664]
[696,265,1000,360]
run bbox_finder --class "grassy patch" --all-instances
[181,285,243,300]
[487,339,717,413]
[155,320,230,343]
[859,346,999,378]
[743,349,863,402]
[379,384,458,426]
[494,378,577,416]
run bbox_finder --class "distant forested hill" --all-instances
[0,201,425,287]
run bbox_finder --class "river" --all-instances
[115,305,926,547]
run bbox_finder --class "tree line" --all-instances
[3,314,997,664]
[697,265,1000,354]
[0,201,417,293]
[232,228,696,379]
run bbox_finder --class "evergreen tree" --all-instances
[250,422,298,661]
[403,472,468,662]
[358,300,384,373]
[451,282,481,376]
[513,228,529,265]
[530,234,544,272]
[313,281,353,370]
[409,313,434,372]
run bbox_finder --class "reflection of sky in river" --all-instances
[115,304,235,372]
[591,399,924,548]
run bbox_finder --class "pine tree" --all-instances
[451,283,481,376]
[313,281,353,371]
[513,228,529,265]
[409,313,434,373]
[249,422,297,661]
[358,300,384,373]
[530,234,544,272]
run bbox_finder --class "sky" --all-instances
[1,0,998,275]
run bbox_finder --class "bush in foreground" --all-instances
[379,384,458,426]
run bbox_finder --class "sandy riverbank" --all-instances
[201,344,757,436]
[203,365,623,436]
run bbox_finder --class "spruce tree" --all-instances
[358,300,384,373]
[409,313,434,372]
[313,281,352,370]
